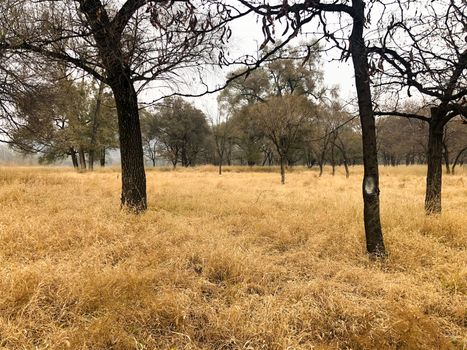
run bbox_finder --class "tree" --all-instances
[306,105,334,177]
[252,95,313,183]
[142,98,211,168]
[6,73,118,168]
[211,114,234,175]
[1,0,233,211]
[237,0,387,256]
[371,0,466,214]
[220,43,326,169]
[141,110,160,167]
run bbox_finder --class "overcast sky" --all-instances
[141,8,356,119]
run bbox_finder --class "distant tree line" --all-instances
[3,47,464,180]
[141,98,465,175]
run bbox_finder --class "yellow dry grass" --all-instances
[0,165,465,350]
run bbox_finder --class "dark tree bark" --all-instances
[70,148,79,169]
[109,68,147,211]
[350,0,385,257]
[425,109,444,214]
[100,148,106,167]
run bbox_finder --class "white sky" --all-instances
[142,9,356,119]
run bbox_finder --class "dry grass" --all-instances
[0,165,465,350]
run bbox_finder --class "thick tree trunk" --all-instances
[350,0,385,257]
[425,117,443,214]
[109,69,147,212]
[88,81,105,172]
[318,161,324,177]
[78,147,87,170]
[452,146,466,175]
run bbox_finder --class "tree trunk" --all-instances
[337,139,350,178]
[181,146,188,167]
[109,68,147,212]
[331,142,336,176]
[442,141,451,174]
[74,4,146,211]
[88,81,105,172]
[319,161,323,177]
[350,0,385,257]
[343,159,350,178]
[280,156,285,184]
[425,116,443,214]
[100,148,106,167]
[452,146,466,175]
[78,147,87,170]
[70,148,79,169]
[217,147,224,175]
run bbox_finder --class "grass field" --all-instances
[0,165,465,349]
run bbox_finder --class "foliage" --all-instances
[142,97,211,167]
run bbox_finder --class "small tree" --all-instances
[143,98,211,168]
[252,95,313,184]
[211,114,234,175]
